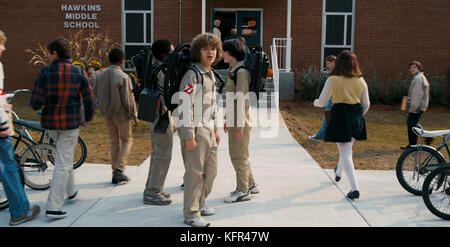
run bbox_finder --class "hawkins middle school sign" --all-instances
[62,4,102,29]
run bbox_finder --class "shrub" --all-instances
[297,65,327,101]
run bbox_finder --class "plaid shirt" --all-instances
[30,59,95,130]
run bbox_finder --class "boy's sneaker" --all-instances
[184,216,210,227]
[45,210,69,219]
[68,190,78,200]
[9,205,40,226]
[180,183,184,190]
[112,169,129,184]
[143,194,172,205]
[249,184,260,194]
[200,206,215,216]
[224,190,251,203]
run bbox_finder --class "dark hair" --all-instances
[190,33,222,64]
[47,39,72,60]
[108,48,125,64]
[152,39,172,61]
[325,55,336,62]
[409,61,423,71]
[222,39,246,62]
[330,50,362,78]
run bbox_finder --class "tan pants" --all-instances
[47,128,79,211]
[182,127,217,220]
[228,127,255,192]
[105,118,132,171]
[144,121,173,196]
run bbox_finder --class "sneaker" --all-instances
[180,183,184,190]
[249,184,260,194]
[45,210,69,219]
[9,205,40,226]
[143,194,172,205]
[224,190,251,203]
[200,206,215,216]
[184,216,210,227]
[68,190,78,200]
[112,169,129,184]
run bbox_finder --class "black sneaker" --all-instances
[143,194,172,205]
[45,210,69,219]
[180,183,184,190]
[112,169,129,184]
[68,190,78,200]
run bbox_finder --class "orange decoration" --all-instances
[247,20,257,27]
[242,28,252,35]
[267,68,273,78]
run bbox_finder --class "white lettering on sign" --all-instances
[61,4,102,29]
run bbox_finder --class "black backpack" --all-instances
[162,43,225,112]
[230,46,269,99]
[131,46,153,103]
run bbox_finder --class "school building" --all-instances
[0,0,449,101]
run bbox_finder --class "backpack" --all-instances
[230,46,269,99]
[162,43,225,112]
[131,46,153,103]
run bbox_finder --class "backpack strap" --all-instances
[230,65,248,87]
[186,66,203,86]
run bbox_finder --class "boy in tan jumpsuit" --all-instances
[222,39,258,203]
[143,39,174,205]
[177,33,222,227]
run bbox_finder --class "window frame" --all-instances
[121,0,153,70]
[321,0,355,72]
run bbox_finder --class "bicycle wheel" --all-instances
[422,165,450,220]
[0,183,9,210]
[20,143,56,190]
[396,146,446,196]
[73,136,87,169]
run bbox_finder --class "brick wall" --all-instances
[1,0,449,90]
[0,0,121,90]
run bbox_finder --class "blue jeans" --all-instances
[0,137,30,218]
[313,99,333,140]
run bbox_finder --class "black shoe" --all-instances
[347,190,360,200]
[401,145,412,150]
[334,166,341,182]
[68,190,78,200]
[45,210,69,219]
[112,169,129,184]
[180,183,184,190]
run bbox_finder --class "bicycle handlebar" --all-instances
[5,89,30,104]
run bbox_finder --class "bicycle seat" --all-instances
[412,127,450,138]
[13,119,44,131]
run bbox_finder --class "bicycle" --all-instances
[6,90,88,190]
[422,164,450,220]
[396,124,450,196]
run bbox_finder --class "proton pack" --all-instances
[230,46,269,99]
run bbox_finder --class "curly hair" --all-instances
[190,33,222,65]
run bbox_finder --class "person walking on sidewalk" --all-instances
[0,30,40,226]
[309,55,336,141]
[313,50,370,200]
[143,39,174,205]
[178,33,222,227]
[222,39,259,203]
[401,61,429,149]
[30,38,95,219]
[93,48,138,184]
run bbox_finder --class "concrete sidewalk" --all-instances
[1,112,449,227]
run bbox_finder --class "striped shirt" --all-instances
[30,59,95,130]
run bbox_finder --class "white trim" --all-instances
[211,8,264,48]
[202,0,206,33]
[286,0,292,71]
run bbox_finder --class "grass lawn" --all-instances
[280,100,450,170]
[10,91,151,166]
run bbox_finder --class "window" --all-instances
[122,0,153,69]
[321,0,354,71]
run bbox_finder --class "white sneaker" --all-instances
[249,184,260,194]
[200,206,215,216]
[184,216,211,227]
[224,190,251,203]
